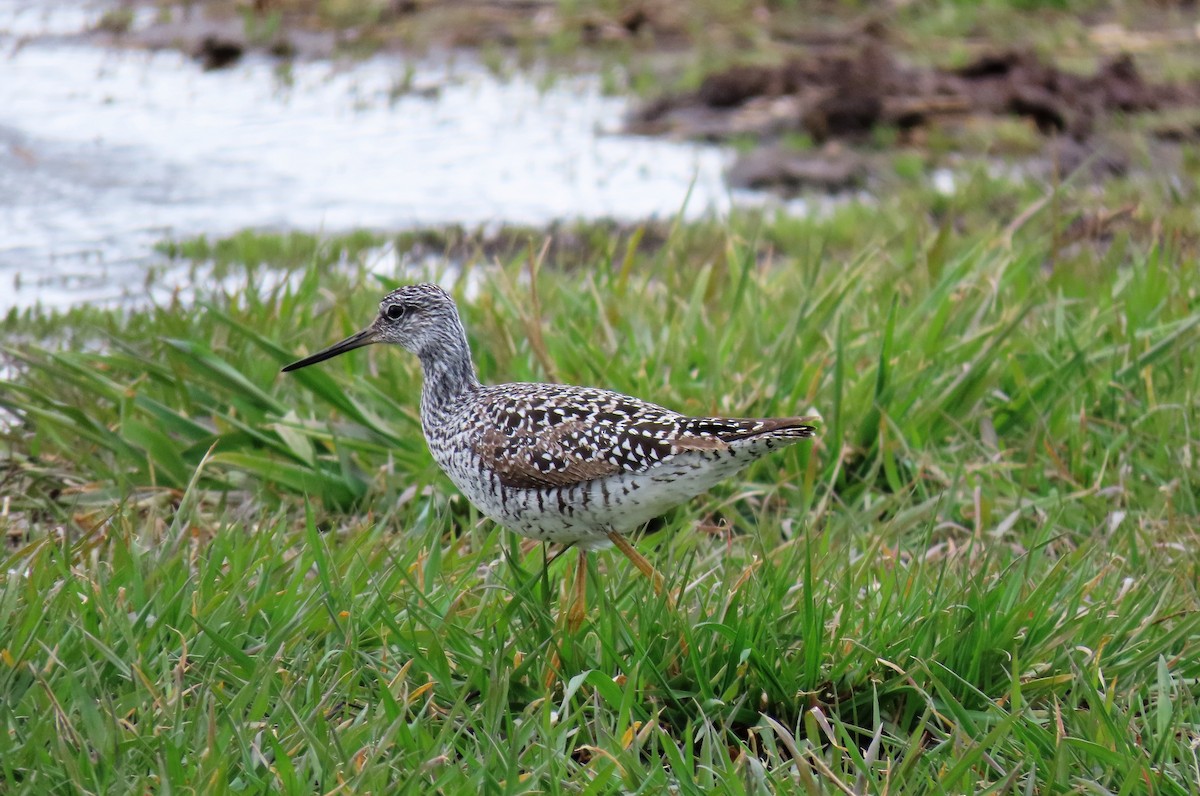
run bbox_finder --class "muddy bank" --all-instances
[631,33,1200,191]
[92,0,696,67]
[634,41,1194,142]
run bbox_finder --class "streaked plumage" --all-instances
[283,284,816,555]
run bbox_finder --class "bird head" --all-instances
[281,283,461,372]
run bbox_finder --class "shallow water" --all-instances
[0,1,737,311]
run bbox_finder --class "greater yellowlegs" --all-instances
[283,284,816,626]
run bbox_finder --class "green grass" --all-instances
[1,175,1199,792]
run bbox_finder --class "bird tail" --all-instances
[682,416,818,442]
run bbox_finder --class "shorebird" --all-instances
[283,284,816,627]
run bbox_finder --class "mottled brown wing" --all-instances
[467,387,697,490]
[473,421,627,489]
[467,386,813,491]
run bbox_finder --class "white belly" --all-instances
[440,450,749,547]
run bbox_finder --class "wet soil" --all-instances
[630,30,1200,190]
[99,0,709,61]
[93,6,337,63]
[689,42,1189,140]
[390,220,676,270]
[94,0,695,67]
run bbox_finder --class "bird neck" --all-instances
[417,321,480,418]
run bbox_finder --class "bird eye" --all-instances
[386,304,405,321]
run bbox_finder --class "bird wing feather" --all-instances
[467,386,815,491]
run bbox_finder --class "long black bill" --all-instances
[281,327,378,372]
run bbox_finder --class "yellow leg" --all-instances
[566,549,588,632]
[606,532,674,607]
